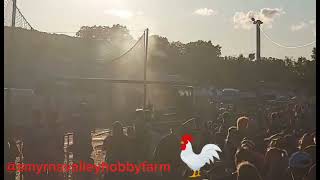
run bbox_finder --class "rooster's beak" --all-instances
[181,141,184,145]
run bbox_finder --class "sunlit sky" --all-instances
[19,0,316,59]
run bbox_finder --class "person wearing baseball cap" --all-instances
[287,151,312,180]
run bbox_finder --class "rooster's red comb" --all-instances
[181,134,193,142]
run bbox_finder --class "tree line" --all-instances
[3,25,315,96]
[76,25,316,95]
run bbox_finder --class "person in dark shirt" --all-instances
[218,112,234,136]
[153,128,181,178]
[70,108,95,180]
[263,147,288,180]
[102,121,131,180]
[210,101,218,122]
[267,112,282,136]
[103,121,130,162]
[23,110,48,180]
[224,126,241,171]
[303,145,316,165]
[46,111,64,180]
[298,133,314,150]
[283,134,299,156]
[133,109,151,161]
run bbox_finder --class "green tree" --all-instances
[76,24,133,43]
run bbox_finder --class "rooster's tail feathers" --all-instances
[199,144,222,165]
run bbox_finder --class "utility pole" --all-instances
[5,0,17,148]
[143,28,149,109]
[12,0,17,27]
[251,18,263,61]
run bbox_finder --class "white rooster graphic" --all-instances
[180,134,221,178]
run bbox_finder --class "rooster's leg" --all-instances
[196,170,201,177]
[189,171,197,178]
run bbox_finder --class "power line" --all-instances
[16,6,33,29]
[47,29,145,34]
[260,27,316,49]
[109,32,145,63]
[45,29,145,41]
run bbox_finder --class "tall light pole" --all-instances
[12,0,17,27]
[143,28,149,109]
[251,18,263,61]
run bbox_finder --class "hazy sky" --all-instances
[18,0,316,59]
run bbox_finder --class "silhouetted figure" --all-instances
[103,121,131,180]
[134,109,151,162]
[224,126,241,171]
[218,112,234,137]
[298,133,314,150]
[210,101,218,122]
[46,111,64,180]
[236,116,250,140]
[70,103,95,180]
[263,148,288,180]
[23,110,48,180]
[153,128,181,178]
[268,112,282,135]
[103,121,130,162]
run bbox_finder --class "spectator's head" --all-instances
[180,118,194,135]
[284,134,298,155]
[126,126,135,137]
[222,112,232,125]
[270,112,279,125]
[289,151,313,180]
[265,133,282,142]
[207,121,213,129]
[285,134,298,146]
[214,132,225,147]
[169,127,177,135]
[264,148,288,177]
[241,139,255,150]
[237,116,249,131]
[219,107,226,114]
[235,147,255,167]
[299,133,314,150]
[303,145,316,165]
[236,161,262,180]
[227,126,240,146]
[270,137,287,149]
[135,108,145,121]
[112,121,124,137]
